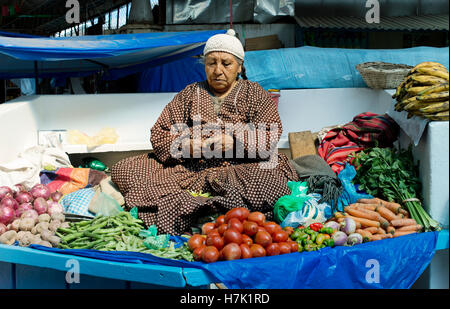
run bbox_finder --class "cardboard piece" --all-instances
[288,131,318,159]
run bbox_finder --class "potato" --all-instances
[19,218,35,232]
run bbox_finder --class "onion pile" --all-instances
[188,207,298,263]
[0,184,64,228]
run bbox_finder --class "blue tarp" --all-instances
[0,30,225,80]
[31,231,437,289]
[137,46,450,92]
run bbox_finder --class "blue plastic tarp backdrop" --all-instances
[31,231,437,289]
[137,46,449,92]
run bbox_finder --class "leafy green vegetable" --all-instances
[351,146,441,231]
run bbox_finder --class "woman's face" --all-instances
[204,52,242,95]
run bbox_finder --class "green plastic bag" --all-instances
[273,181,311,223]
[92,192,124,217]
[140,225,170,250]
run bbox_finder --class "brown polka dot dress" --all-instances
[111,79,299,235]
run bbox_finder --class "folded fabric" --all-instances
[40,168,107,195]
[59,188,96,217]
[0,145,71,190]
[318,112,399,175]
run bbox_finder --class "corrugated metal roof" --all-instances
[295,14,449,31]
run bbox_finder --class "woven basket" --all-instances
[356,62,413,89]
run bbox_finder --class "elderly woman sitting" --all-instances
[111,30,299,234]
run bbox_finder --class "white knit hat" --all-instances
[203,29,245,61]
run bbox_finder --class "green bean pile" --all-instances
[56,212,194,261]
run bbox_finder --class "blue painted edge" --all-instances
[436,229,449,251]
[0,244,186,288]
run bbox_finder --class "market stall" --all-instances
[0,32,449,289]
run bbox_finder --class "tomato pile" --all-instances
[188,207,299,263]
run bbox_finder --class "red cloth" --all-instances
[318,112,399,174]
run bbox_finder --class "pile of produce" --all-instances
[188,207,300,263]
[393,61,449,121]
[352,147,440,231]
[290,222,339,251]
[56,211,194,261]
[332,198,423,241]
[0,184,65,247]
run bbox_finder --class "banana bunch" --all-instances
[187,190,212,198]
[393,62,449,121]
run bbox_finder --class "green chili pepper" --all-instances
[317,244,326,250]
[297,244,304,253]
[310,231,318,243]
[302,239,313,246]
[290,230,304,241]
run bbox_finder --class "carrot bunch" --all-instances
[332,197,422,242]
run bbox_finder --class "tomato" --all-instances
[248,211,266,226]
[215,215,226,227]
[206,234,224,250]
[272,230,289,243]
[237,207,250,221]
[256,226,267,233]
[188,234,205,251]
[202,222,216,235]
[222,243,242,261]
[278,242,291,254]
[240,244,252,259]
[207,228,220,237]
[202,246,220,263]
[227,218,244,233]
[250,244,266,258]
[225,208,244,223]
[193,245,206,261]
[243,220,258,236]
[265,243,281,256]
[287,240,299,253]
[223,228,242,245]
[254,230,272,247]
[263,221,281,235]
[218,223,228,236]
[241,234,253,246]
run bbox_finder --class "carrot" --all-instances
[382,201,402,214]
[346,215,380,228]
[386,226,396,235]
[354,203,378,211]
[352,208,389,229]
[334,212,345,219]
[364,227,386,234]
[378,233,393,239]
[357,198,382,205]
[391,218,417,227]
[356,229,372,242]
[345,207,380,222]
[375,228,386,235]
[393,230,417,238]
[368,234,383,241]
[363,227,379,234]
[376,206,398,222]
[397,224,423,232]
[399,208,409,218]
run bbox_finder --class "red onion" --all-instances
[12,184,27,197]
[33,197,48,215]
[50,191,63,202]
[16,202,33,218]
[30,184,51,200]
[0,186,13,200]
[0,206,15,225]
[47,201,64,216]
[1,196,19,210]
[0,222,7,234]
[15,191,34,204]
[21,209,39,224]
